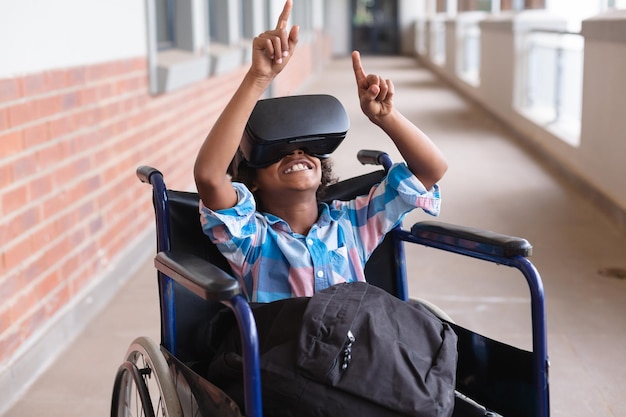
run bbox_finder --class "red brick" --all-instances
[37,143,64,171]
[83,176,101,195]
[28,175,53,200]
[55,211,76,235]
[117,58,136,74]
[78,86,99,106]
[35,94,62,119]
[22,255,47,281]
[8,101,37,127]
[23,122,49,147]
[0,78,21,101]
[0,130,23,159]
[0,106,8,130]
[20,73,47,97]
[116,77,141,94]
[44,69,69,91]
[50,164,76,189]
[73,155,92,174]
[43,234,72,266]
[113,119,132,135]
[9,288,36,325]
[96,83,114,102]
[69,226,87,248]
[4,234,32,270]
[73,108,97,129]
[44,283,69,316]
[129,57,148,72]
[0,265,19,300]
[2,184,29,215]
[39,190,68,220]
[89,216,103,234]
[12,153,38,180]
[35,216,58,247]
[59,253,80,280]
[86,61,119,83]
[61,91,79,110]
[0,308,10,332]
[2,207,39,242]
[0,163,12,188]
[18,307,46,343]
[69,132,89,153]
[48,116,75,139]
[67,67,86,86]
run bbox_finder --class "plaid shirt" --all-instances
[199,163,440,302]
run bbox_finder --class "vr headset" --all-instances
[237,94,350,169]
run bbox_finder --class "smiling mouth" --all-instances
[283,162,313,174]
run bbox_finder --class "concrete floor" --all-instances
[4,56,626,417]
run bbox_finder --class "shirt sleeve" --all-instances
[198,182,259,264]
[336,162,441,259]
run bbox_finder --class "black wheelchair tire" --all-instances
[111,336,183,417]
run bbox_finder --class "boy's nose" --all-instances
[290,149,305,156]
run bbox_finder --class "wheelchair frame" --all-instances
[112,150,550,417]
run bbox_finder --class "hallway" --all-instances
[4,55,626,417]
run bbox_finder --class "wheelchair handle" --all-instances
[357,150,392,171]
[137,165,163,184]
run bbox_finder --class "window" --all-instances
[145,0,210,94]
[155,0,175,50]
[207,0,245,75]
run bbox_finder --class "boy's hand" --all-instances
[250,0,299,84]
[352,50,394,123]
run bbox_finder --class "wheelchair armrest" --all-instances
[410,221,532,258]
[154,251,242,301]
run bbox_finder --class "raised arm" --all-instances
[351,51,447,190]
[194,0,299,210]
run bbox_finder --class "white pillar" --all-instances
[447,0,458,16]
[492,0,501,14]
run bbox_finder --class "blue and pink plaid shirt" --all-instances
[199,163,440,302]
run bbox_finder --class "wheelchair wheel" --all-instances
[111,336,183,417]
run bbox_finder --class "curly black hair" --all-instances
[228,155,337,211]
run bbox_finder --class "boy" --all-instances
[194,0,448,302]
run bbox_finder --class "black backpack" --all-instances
[207,282,458,417]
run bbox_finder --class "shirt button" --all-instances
[317,271,324,278]
[307,239,314,245]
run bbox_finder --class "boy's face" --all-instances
[252,149,322,195]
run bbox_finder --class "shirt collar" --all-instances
[318,202,345,225]
[260,203,345,232]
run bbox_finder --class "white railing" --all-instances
[459,23,481,85]
[430,17,446,65]
[521,29,584,145]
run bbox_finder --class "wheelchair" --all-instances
[110,96,550,417]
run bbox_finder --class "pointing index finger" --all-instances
[276,0,293,30]
[352,51,367,87]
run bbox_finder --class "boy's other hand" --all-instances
[352,50,394,123]
[250,0,299,83]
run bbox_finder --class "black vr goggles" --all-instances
[236,94,350,169]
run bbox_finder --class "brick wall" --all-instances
[0,35,329,368]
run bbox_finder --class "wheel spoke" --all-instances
[111,337,183,417]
